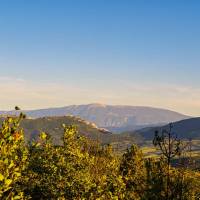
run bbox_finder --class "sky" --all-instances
[0,0,200,116]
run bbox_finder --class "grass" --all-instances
[140,139,200,158]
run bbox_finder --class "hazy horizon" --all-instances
[0,100,195,117]
[1,1,200,115]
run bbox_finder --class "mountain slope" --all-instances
[0,116,112,144]
[0,104,190,132]
[0,116,140,152]
[130,117,200,141]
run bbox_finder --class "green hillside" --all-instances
[22,116,108,144]
[0,116,139,150]
[134,117,200,141]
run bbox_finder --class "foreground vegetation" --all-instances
[1,112,200,200]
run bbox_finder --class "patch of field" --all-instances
[140,145,159,158]
[140,139,200,158]
[111,139,200,158]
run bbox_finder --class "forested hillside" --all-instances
[1,112,200,199]
[0,115,139,153]
[131,117,200,140]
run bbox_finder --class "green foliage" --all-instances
[152,123,200,200]
[1,114,200,199]
[0,116,139,151]
[0,114,28,199]
[120,145,146,200]
[88,144,125,199]
[145,158,200,200]
[24,125,93,199]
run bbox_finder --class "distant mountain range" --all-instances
[0,104,190,132]
[128,117,200,141]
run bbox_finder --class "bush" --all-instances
[0,115,200,199]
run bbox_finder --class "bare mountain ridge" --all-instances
[0,104,190,132]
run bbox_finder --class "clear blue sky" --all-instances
[0,1,200,115]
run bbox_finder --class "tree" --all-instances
[88,144,125,199]
[153,123,183,199]
[24,125,93,199]
[120,145,146,200]
[152,123,200,200]
[0,113,28,199]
